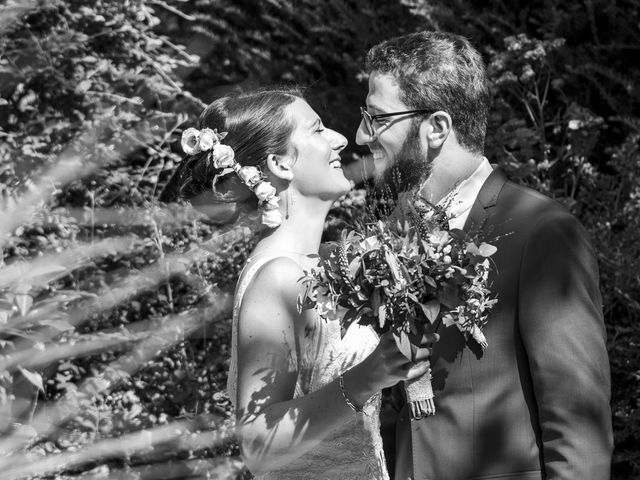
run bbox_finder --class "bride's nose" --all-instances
[329,129,348,152]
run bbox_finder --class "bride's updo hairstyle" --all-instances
[160,88,301,219]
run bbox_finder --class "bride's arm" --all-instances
[234,257,430,474]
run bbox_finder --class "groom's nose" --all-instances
[355,120,373,146]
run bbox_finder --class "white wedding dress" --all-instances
[227,253,389,480]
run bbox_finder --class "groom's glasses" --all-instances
[360,106,434,137]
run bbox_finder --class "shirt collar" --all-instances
[438,158,493,228]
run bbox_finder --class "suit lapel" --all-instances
[463,167,507,234]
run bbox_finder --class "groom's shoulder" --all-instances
[497,175,570,219]
[493,176,595,248]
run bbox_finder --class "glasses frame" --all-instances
[360,106,434,137]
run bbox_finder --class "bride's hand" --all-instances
[343,330,439,406]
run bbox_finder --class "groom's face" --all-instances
[356,72,430,194]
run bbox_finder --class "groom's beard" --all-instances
[375,120,431,201]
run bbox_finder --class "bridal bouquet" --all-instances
[298,195,498,419]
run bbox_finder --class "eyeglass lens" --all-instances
[360,107,375,136]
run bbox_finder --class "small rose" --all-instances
[212,144,235,169]
[181,128,201,155]
[238,166,262,187]
[199,128,218,151]
[254,181,277,202]
[263,196,280,210]
[262,208,282,228]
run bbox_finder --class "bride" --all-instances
[163,88,434,479]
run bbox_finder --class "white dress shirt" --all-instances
[438,158,493,230]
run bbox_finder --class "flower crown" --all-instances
[181,127,282,228]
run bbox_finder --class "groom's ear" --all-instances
[265,153,295,181]
[421,111,453,149]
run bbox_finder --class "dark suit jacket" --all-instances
[390,168,613,480]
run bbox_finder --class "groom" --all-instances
[355,31,613,479]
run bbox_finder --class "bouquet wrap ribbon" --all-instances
[403,362,435,420]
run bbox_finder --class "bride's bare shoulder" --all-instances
[240,256,307,319]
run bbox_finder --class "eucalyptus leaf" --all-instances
[393,330,413,361]
[378,303,386,329]
[466,242,481,256]
[348,256,361,277]
[478,243,497,257]
[371,287,381,311]
[407,314,418,335]
[419,299,441,324]
[384,249,405,287]
[442,313,457,327]
[424,276,437,289]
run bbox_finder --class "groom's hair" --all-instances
[365,31,490,155]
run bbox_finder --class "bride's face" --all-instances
[285,99,351,201]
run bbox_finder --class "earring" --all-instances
[286,189,294,219]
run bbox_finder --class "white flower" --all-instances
[254,181,277,202]
[263,195,280,210]
[519,64,535,83]
[361,235,380,250]
[262,208,282,228]
[212,144,235,169]
[199,128,218,151]
[238,166,262,187]
[181,128,201,155]
[428,230,451,248]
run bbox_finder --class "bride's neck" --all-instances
[256,196,331,255]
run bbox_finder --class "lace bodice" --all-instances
[227,253,389,480]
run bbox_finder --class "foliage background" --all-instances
[0,0,638,478]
